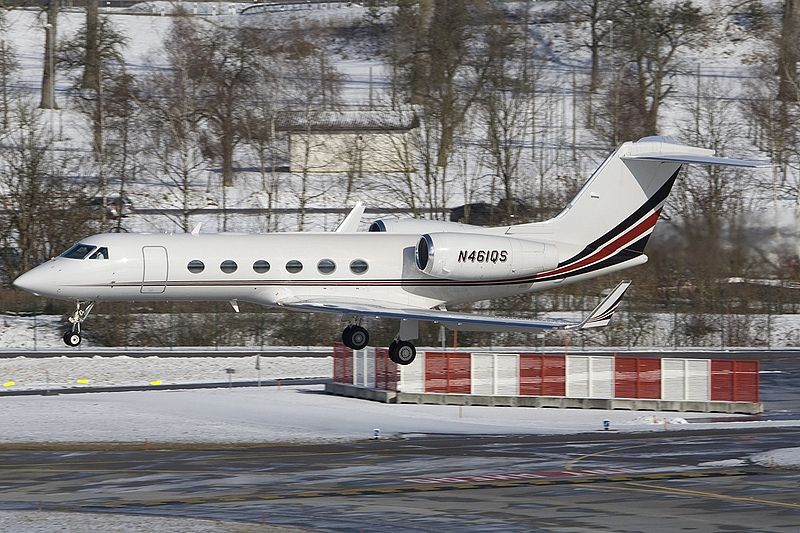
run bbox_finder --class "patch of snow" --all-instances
[627,415,689,425]
[698,458,748,467]
[751,447,800,469]
[0,509,297,533]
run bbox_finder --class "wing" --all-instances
[279,281,632,333]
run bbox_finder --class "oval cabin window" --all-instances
[220,260,238,274]
[350,259,368,274]
[253,260,270,273]
[286,260,303,274]
[187,260,205,274]
[317,259,336,274]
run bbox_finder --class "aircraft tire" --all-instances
[349,326,369,350]
[394,341,416,365]
[341,325,354,348]
[388,341,400,364]
[63,330,81,347]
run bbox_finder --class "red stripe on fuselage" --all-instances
[531,209,661,281]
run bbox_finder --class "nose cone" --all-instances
[13,268,46,296]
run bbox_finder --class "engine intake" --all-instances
[416,233,558,281]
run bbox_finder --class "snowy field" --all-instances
[0,354,330,389]
[1,384,797,446]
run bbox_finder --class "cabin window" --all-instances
[253,260,270,273]
[317,259,336,274]
[61,243,96,260]
[286,260,303,273]
[88,247,108,260]
[187,260,205,273]
[220,260,238,274]
[350,259,368,274]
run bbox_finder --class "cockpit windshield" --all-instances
[61,243,97,259]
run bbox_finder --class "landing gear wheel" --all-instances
[348,326,369,350]
[65,301,94,348]
[388,340,400,364]
[63,330,81,347]
[341,325,354,347]
[342,325,369,350]
[393,341,416,365]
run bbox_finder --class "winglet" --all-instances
[335,201,365,233]
[569,280,632,330]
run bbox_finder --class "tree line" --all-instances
[2,0,800,335]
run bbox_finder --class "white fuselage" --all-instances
[16,231,642,310]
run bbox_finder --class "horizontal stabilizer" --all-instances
[622,153,772,168]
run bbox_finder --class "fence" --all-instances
[332,345,760,405]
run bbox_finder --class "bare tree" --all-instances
[138,32,210,233]
[387,0,499,217]
[38,0,58,110]
[593,0,709,141]
[166,17,274,188]
[778,0,800,101]
[669,80,753,308]
[480,13,542,222]
[82,0,99,91]
[0,99,99,278]
[563,0,617,93]
[0,10,19,130]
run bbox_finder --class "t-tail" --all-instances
[507,136,771,282]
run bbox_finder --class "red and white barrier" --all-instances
[331,344,760,404]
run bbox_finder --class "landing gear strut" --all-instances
[342,323,369,350]
[63,301,95,347]
[388,340,416,365]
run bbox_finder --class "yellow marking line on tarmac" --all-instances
[564,442,666,471]
[612,481,800,510]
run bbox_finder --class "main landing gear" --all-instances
[342,324,369,351]
[388,340,416,365]
[63,301,95,347]
[340,324,417,365]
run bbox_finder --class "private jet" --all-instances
[13,137,770,364]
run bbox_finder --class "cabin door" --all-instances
[141,246,168,294]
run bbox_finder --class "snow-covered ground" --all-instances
[0,509,298,533]
[1,384,795,445]
[0,355,329,389]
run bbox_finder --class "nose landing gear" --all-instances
[63,301,95,347]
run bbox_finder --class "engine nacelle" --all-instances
[416,233,559,281]
[369,217,477,234]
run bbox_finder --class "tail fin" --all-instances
[509,136,769,270]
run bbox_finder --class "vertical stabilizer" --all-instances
[505,137,769,281]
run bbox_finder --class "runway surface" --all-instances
[0,428,798,532]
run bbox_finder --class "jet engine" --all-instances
[415,233,559,281]
[368,217,476,234]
